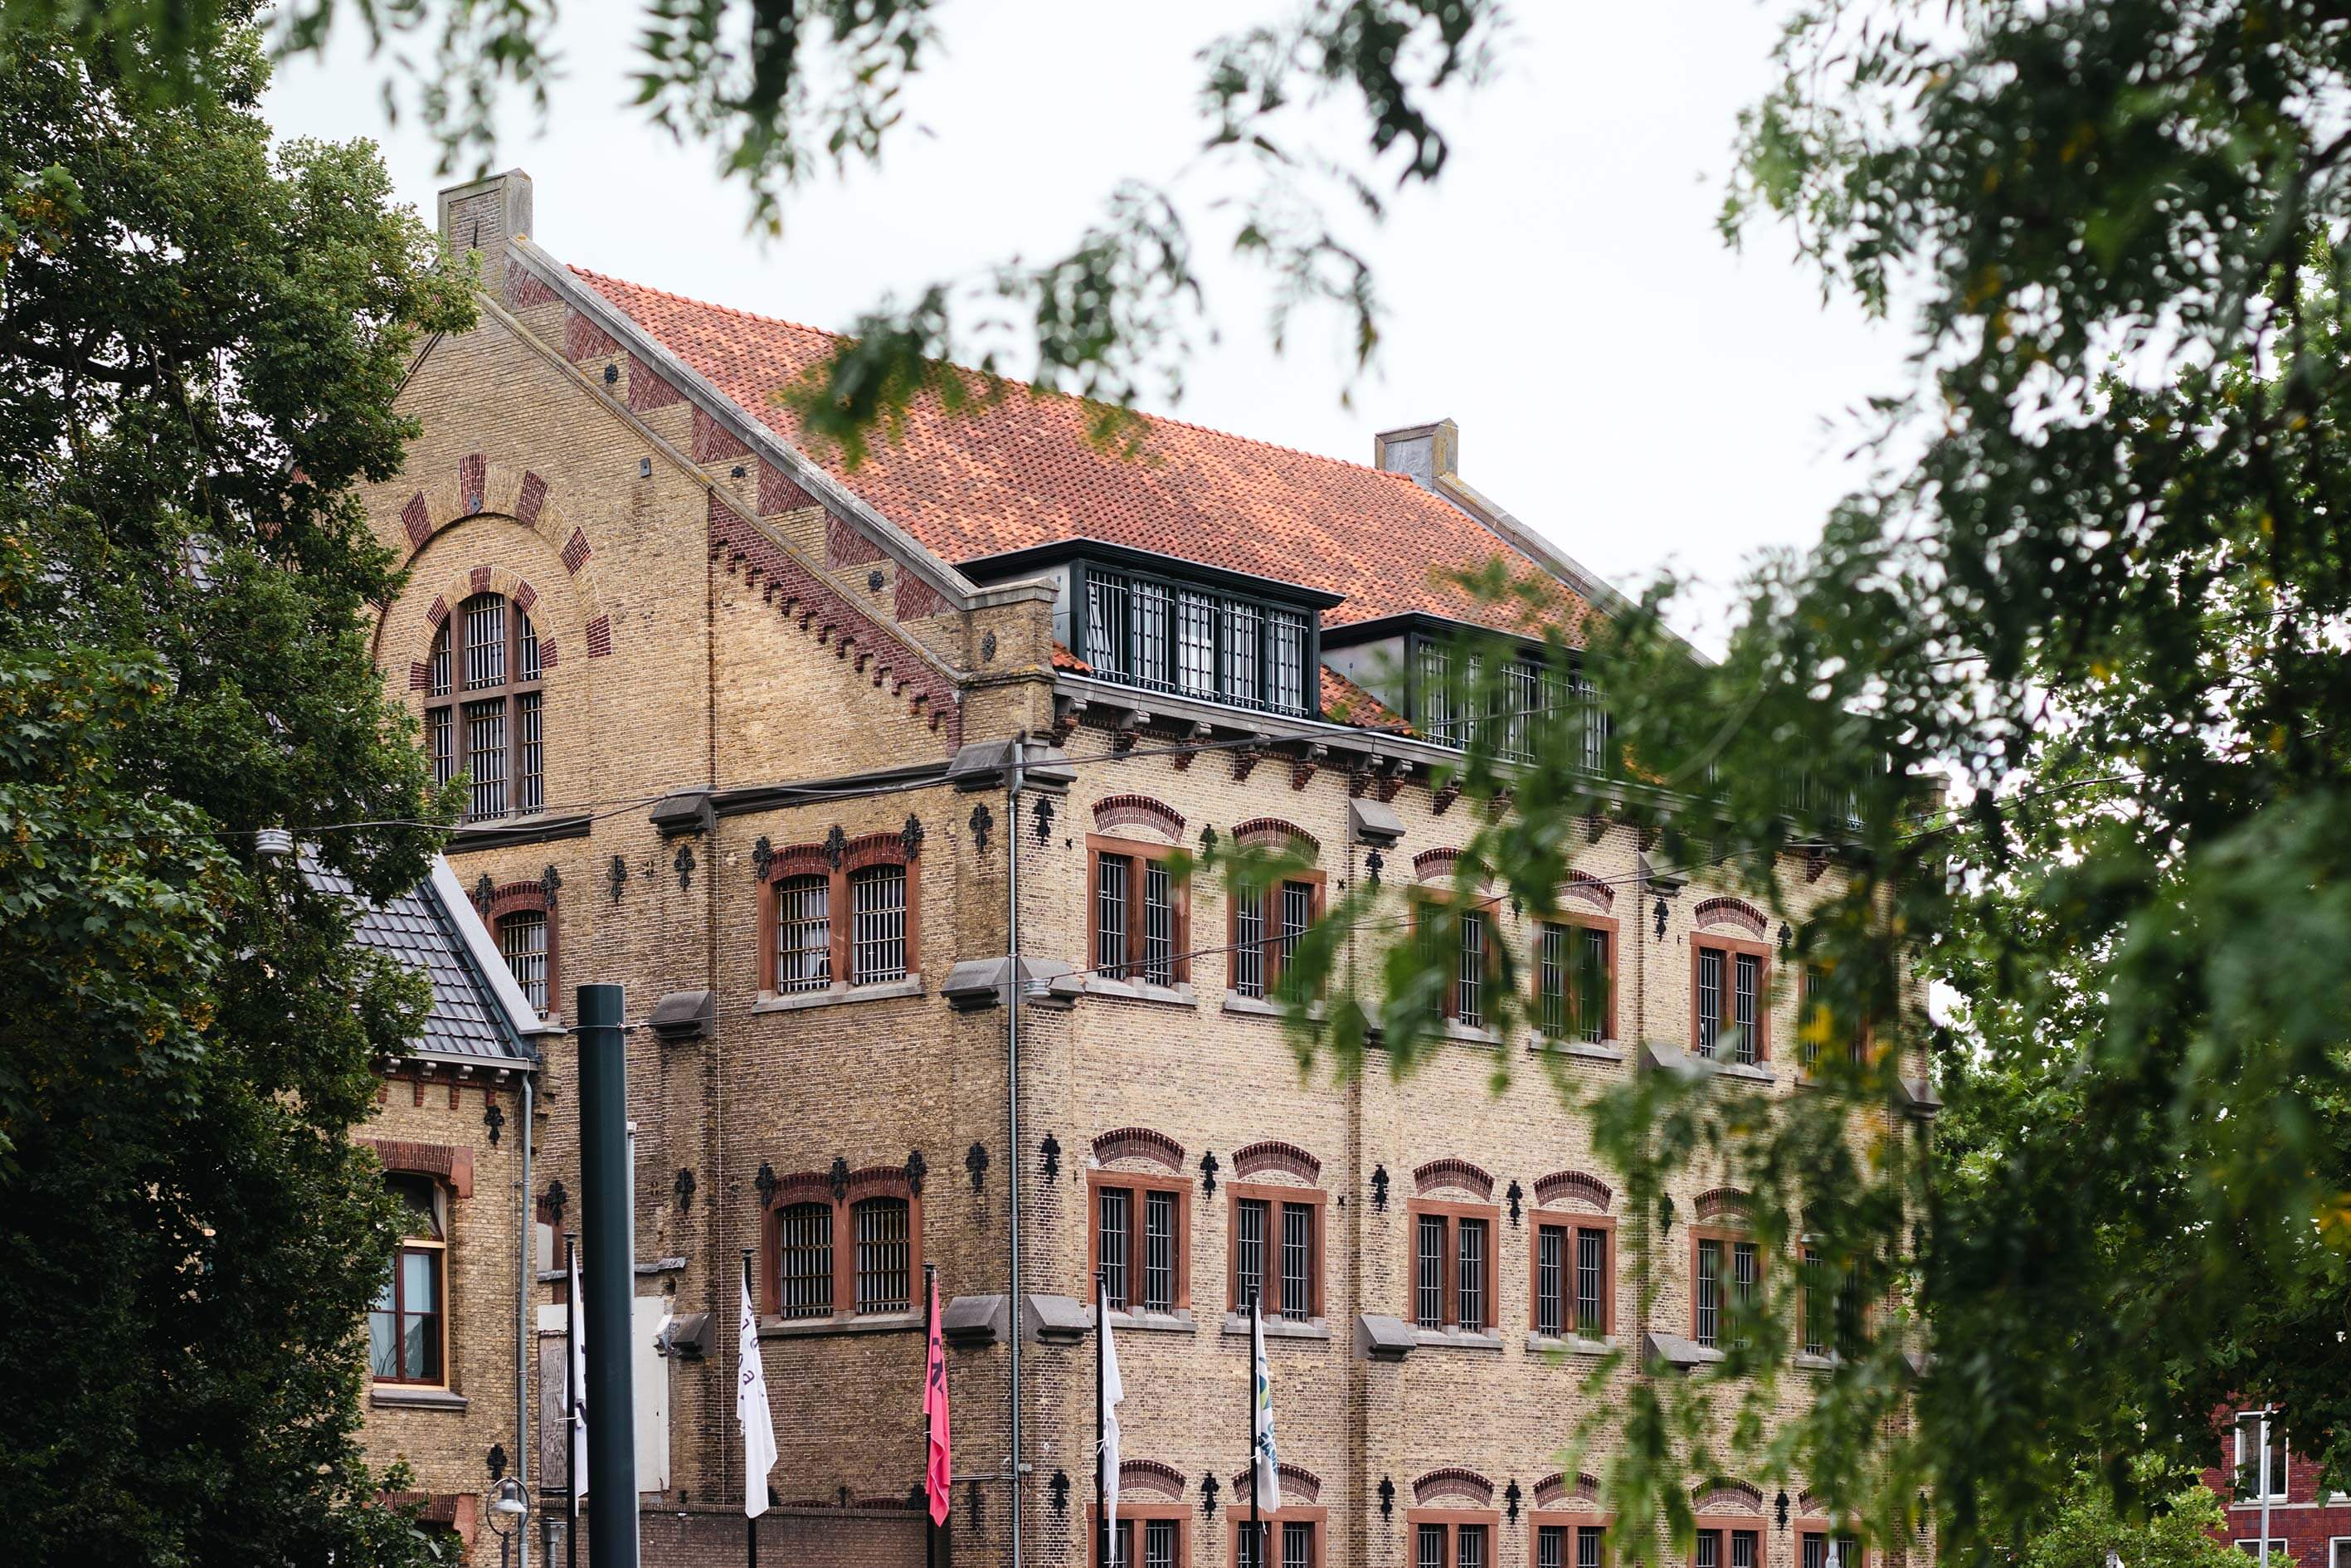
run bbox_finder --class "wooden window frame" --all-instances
[1691,934,1772,1063]
[1407,1510,1505,1568]
[1410,889,1502,1028]
[1407,1198,1502,1333]
[1794,1519,1869,1568]
[1226,1181,1328,1320]
[1529,1210,1616,1339]
[1228,1506,1328,1568]
[1227,869,1328,1001]
[757,1168,924,1323]
[1689,1226,1762,1347]
[1086,834,1191,986]
[426,592,545,823]
[372,1172,450,1387]
[757,833,922,996]
[1088,1170,1193,1314]
[1531,1511,1614,1568]
[1537,913,1618,1045]
[1692,1517,1770,1568]
[1090,1503,1193,1568]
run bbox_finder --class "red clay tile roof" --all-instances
[574,268,1589,636]
[1321,665,1411,734]
[1050,641,1091,674]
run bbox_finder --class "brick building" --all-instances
[351,168,1932,1568]
[2203,1411,2351,1568]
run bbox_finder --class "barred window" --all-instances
[1697,1533,1721,1568]
[1419,1524,1447,1568]
[1130,581,1171,689]
[1457,910,1488,1029]
[1580,1526,1606,1568]
[1540,922,1612,1043]
[1415,1214,1446,1328]
[1098,1186,1131,1311]
[1147,1519,1180,1568]
[1731,1240,1760,1345]
[850,863,908,984]
[1695,1239,1724,1347]
[1087,571,1130,674]
[1092,840,1185,987]
[1457,1216,1488,1331]
[1696,940,1769,1063]
[1141,862,1176,986]
[1733,954,1760,1065]
[1537,1224,1565,1337]
[1234,877,1320,1001]
[1279,880,1312,980]
[1541,1527,1567,1568]
[426,593,544,822]
[854,1196,911,1312]
[777,1202,834,1318]
[1143,1190,1176,1312]
[1234,893,1266,999]
[1097,855,1131,978]
[1459,1525,1488,1568]
[1577,1226,1607,1335]
[1096,1176,1186,1315]
[1280,1200,1313,1320]
[1236,1198,1268,1309]
[1283,1521,1312,1568]
[1223,601,1262,704]
[1733,1531,1758,1568]
[1576,673,1609,774]
[776,875,832,992]
[1697,948,1723,1057]
[498,909,549,1013]
[1267,608,1309,714]
[1176,590,1217,696]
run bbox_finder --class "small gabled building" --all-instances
[348,168,1930,1568]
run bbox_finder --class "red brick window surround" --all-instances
[1409,889,1502,1030]
[370,1172,450,1385]
[1088,1168,1192,1316]
[1798,962,1871,1077]
[478,880,558,1020]
[1228,1181,1327,1321]
[1692,1517,1769,1568]
[1691,933,1772,1064]
[757,1166,924,1324]
[1087,833,1191,987]
[1531,1210,1616,1340]
[1408,1197,1502,1335]
[757,831,922,996]
[1409,1510,1503,1568]
[1531,1475,1612,1568]
[426,592,545,822]
[1690,1225,1762,1350]
[1229,868,1327,1001]
[1229,1464,1326,1568]
[1089,1462,1191,1568]
[1537,913,1617,1045]
[1794,1507,1867,1568]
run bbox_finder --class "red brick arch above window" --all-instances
[1233,1141,1322,1183]
[1561,869,1615,912]
[1533,1473,1602,1510]
[1693,1482,1767,1515]
[478,880,553,921]
[1532,1171,1612,1214]
[408,565,562,689]
[1413,847,1463,884]
[1092,1127,1184,1173]
[1413,1469,1496,1507]
[1232,817,1320,856]
[1694,1187,1755,1224]
[388,459,611,656]
[363,1138,475,1200]
[1093,794,1185,841]
[1229,1463,1322,1503]
[1119,1460,1186,1502]
[1414,1157,1494,1200]
[1693,897,1768,938]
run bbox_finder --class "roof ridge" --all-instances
[568,264,1427,485]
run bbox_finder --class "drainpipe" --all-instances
[517,1067,534,1568]
[1006,736,1027,1566]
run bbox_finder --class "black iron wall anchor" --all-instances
[608,855,627,903]
[966,1142,990,1193]
[483,1098,505,1147]
[1506,1180,1524,1225]
[1379,1476,1395,1518]
[1199,1149,1219,1198]
[1033,795,1054,845]
[1200,1473,1220,1516]
[1505,1478,1523,1523]
[752,1162,778,1208]
[1370,1164,1390,1212]
[1039,1134,1061,1182]
[673,1166,695,1212]
[673,842,695,892]
[968,801,994,855]
[1049,1470,1070,1516]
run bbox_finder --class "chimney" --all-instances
[1373,419,1458,490]
[436,168,533,295]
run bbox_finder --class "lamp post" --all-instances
[488,1477,531,1568]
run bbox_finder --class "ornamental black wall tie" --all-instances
[823,824,848,869]
[752,835,775,883]
[968,802,993,855]
[905,1148,927,1195]
[753,1162,778,1208]
[1370,1165,1390,1211]
[608,855,627,903]
[1040,1134,1061,1182]
[673,1167,695,1212]
[1199,1150,1219,1198]
[1034,796,1054,845]
[900,814,927,859]
[828,1155,851,1202]
[966,1142,990,1193]
[483,1098,505,1147]
[673,843,694,891]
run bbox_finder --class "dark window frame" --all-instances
[1690,1226,1762,1349]
[1226,1181,1328,1321]
[1229,869,1328,1001]
[1072,561,1323,720]
[1407,1512,1505,1568]
[1531,1513,1613,1568]
[1229,1507,1328,1568]
[426,592,545,822]
[371,1172,449,1386]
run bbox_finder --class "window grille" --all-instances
[1457,1217,1487,1332]
[431,594,543,821]
[428,706,455,788]
[850,863,908,983]
[1697,949,1723,1056]
[518,613,541,680]
[463,595,506,689]
[1146,1519,1179,1568]
[1280,1200,1312,1319]
[1836,1258,1865,1357]
[465,700,508,821]
[1278,882,1311,984]
[1733,953,1760,1064]
[775,875,831,991]
[1223,601,1262,703]
[1283,1521,1312,1568]
[1130,581,1171,690]
[1537,1224,1565,1337]
[1267,609,1309,714]
[1418,642,1456,746]
[1459,1525,1489,1568]
[1502,660,1541,761]
[1698,1533,1721,1568]
[1087,572,1130,676]
[1577,1226,1607,1334]
[1234,894,1266,999]
[1733,1532,1758,1568]
[1732,1241,1759,1343]
[1540,924,1568,1037]
[1801,1247,1825,1356]
[1577,927,1609,1042]
[499,911,548,1012]
[1176,591,1217,696]
[1541,1527,1567,1568]
[1141,862,1175,986]
[517,691,543,814]
[428,627,450,697]
[1696,1239,1723,1346]
[1098,1187,1131,1311]
[1457,911,1487,1028]
[1096,855,1131,979]
[1143,1191,1176,1312]
[778,1202,833,1317]
[1415,1214,1445,1327]
[854,1197,911,1312]
[1803,1536,1826,1568]
[1577,674,1609,773]
[1580,1526,1606,1568]
[1419,1524,1447,1568]
[1236,1198,1268,1307]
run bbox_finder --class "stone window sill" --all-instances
[372,1385,470,1412]
[1526,1332,1616,1356]
[1221,992,1327,1022]
[1443,1023,1504,1048]
[1701,1058,1777,1086]
[760,1310,923,1339]
[1530,1037,1625,1064]
[1413,1327,1506,1352]
[753,976,924,1014]
[1222,1312,1331,1342]
[1082,976,1198,1009]
[1108,1308,1196,1334]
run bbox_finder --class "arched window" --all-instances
[849,863,908,984]
[758,1167,924,1327]
[776,1200,834,1318]
[427,592,543,821]
[774,874,832,992]
[499,908,548,1011]
[852,1195,911,1312]
[371,1174,447,1384]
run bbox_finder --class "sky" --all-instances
[264,1,1912,650]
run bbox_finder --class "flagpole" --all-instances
[1248,1291,1261,1568]
[1096,1268,1110,1568]
[926,1263,938,1568]
[743,1249,758,1568]
[565,1237,578,1568]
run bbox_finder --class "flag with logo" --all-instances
[1102,1296,1126,1558]
[737,1270,776,1517]
[1250,1296,1282,1513]
[567,1248,589,1512]
[925,1272,952,1527]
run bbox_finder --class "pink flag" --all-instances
[925,1273,952,1527]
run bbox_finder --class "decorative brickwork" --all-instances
[403,491,432,548]
[1413,846,1463,884]
[1414,1157,1494,1200]
[1412,1469,1493,1507]
[561,528,591,574]
[562,308,617,363]
[361,1137,476,1199]
[504,265,558,309]
[627,353,683,411]
[583,616,611,659]
[1562,869,1615,911]
[515,470,548,527]
[1233,817,1320,855]
[1233,1140,1322,1183]
[1694,896,1769,938]
[1533,1473,1601,1508]
[893,573,946,623]
[1092,794,1185,841]
[1532,1170,1612,1213]
[1229,1462,1322,1503]
[1694,1186,1755,1223]
[1091,1127,1184,1172]
[1695,1482,1768,1514]
[693,406,752,465]
[458,454,488,514]
[1119,1459,1186,1500]
[758,460,815,516]
[827,514,885,570]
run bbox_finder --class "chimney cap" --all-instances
[1372,419,1458,490]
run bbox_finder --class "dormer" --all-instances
[961,539,1342,721]
[1322,612,1604,767]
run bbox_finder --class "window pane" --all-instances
[1176,591,1216,696]
[1579,1526,1606,1568]
[428,626,451,698]
[1223,601,1262,705]
[1283,1520,1312,1568]
[1459,1524,1488,1568]
[851,863,908,984]
[1278,882,1311,987]
[1087,572,1129,675]
[1697,949,1723,1056]
[1143,1190,1176,1312]
[1578,927,1609,1043]
[1696,1239,1722,1347]
[1540,923,1567,1037]
[1097,856,1131,978]
[1234,891,1266,999]
[1131,580,1171,689]
[1577,1226,1607,1335]
[1733,1532,1758,1568]
[1734,953,1760,1064]
[516,690,543,814]
[1099,1187,1131,1311]
[1803,1535,1826,1568]
[854,1197,911,1312]
[1236,1198,1268,1310]
[368,1310,400,1378]
[1458,1217,1487,1332]
[1415,1215,1445,1328]
[1577,674,1609,772]
[428,704,455,789]
[1458,911,1486,1029]
[1267,609,1308,713]
[1141,861,1175,986]
[1732,1242,1759,1345]
[1537,1225,1565,1337]
[392,1173,444,1239]
[1418,1523,1447,1568]
[462,594,507,689]
[464,699,508,821]
[1697,1533,1721,1568]
[779,1202,833,1317]
[1280,1201,1312,1320]
[499,910,549,1012]
[776,876,831,991]
[1503,660,1540,761]
[1802,1247,1825,1356]
[1540,1527,1567,1568]
[1146,1519,1180,1568]
[518,609,541,681]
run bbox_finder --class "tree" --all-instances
[0,8,470,1562]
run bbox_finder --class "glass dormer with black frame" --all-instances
[1322,612,1608,771]
[958,540,1341,720]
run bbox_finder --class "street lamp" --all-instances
[486,1476,529,1568]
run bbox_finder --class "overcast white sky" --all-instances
[265,1,1910,650]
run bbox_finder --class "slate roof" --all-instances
[309,855,540,1066]
[572,268,1594,640]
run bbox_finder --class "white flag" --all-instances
[1101,1305,1126,1561]
[567,1250,589,1512]
[1251,1298,1282,1515]
[737,1273,777,1517]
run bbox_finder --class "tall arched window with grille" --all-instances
[426,592,544,821]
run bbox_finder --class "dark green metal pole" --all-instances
[577,983,639,1568]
